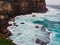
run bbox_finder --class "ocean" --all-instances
[47,5,60,9]
[8,6,60,45]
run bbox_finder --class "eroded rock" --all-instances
[0,14,12,38]
[0,0,48,44]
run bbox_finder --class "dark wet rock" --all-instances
[8,24,12,26]
[13,23,18,26]
[15,25,18,27]
[48,32,51,34]
[41,26,46,31]
[35,26,39,29]
[35,39,48,45]
[20,22,25,24]
[12,43,17,45]
[3,30,12,38]
[41,43,47,45]
[35,39,45,44]
[13,23,16,26]
[32,15,35,17]
[35,39,41,44]
[0,28,12,38]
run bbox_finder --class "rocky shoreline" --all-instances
[0,0,48,45]
[8,14,51,45]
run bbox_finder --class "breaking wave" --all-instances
[8,7,60,45]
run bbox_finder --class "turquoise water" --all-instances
[33,19,60,45]
[33,9,60,45]
[8,7,60,45]
[33,19,60,33]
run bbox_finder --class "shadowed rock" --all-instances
[35,39,48,45]
[0,14,12,38]
[0,0,48,17]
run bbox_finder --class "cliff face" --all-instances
[29,0,47,12]
[11,0,48,15]
[0,0,48,38]
[0,0,48,16]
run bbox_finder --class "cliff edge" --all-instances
[0,0,48,38]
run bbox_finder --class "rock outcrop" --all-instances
[0,0,48,16]
[0,1,13,38]
[0,0,48,45]
[0,14,12,38]
[0,0,48,38]
[9,0,48,15]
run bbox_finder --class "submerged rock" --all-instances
[35,39,41,44]
[35,26,39,29]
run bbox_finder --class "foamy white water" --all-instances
[7,7,60,45]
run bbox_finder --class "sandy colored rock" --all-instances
[0,1,12,12]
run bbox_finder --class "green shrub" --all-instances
[0,33,13,45]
